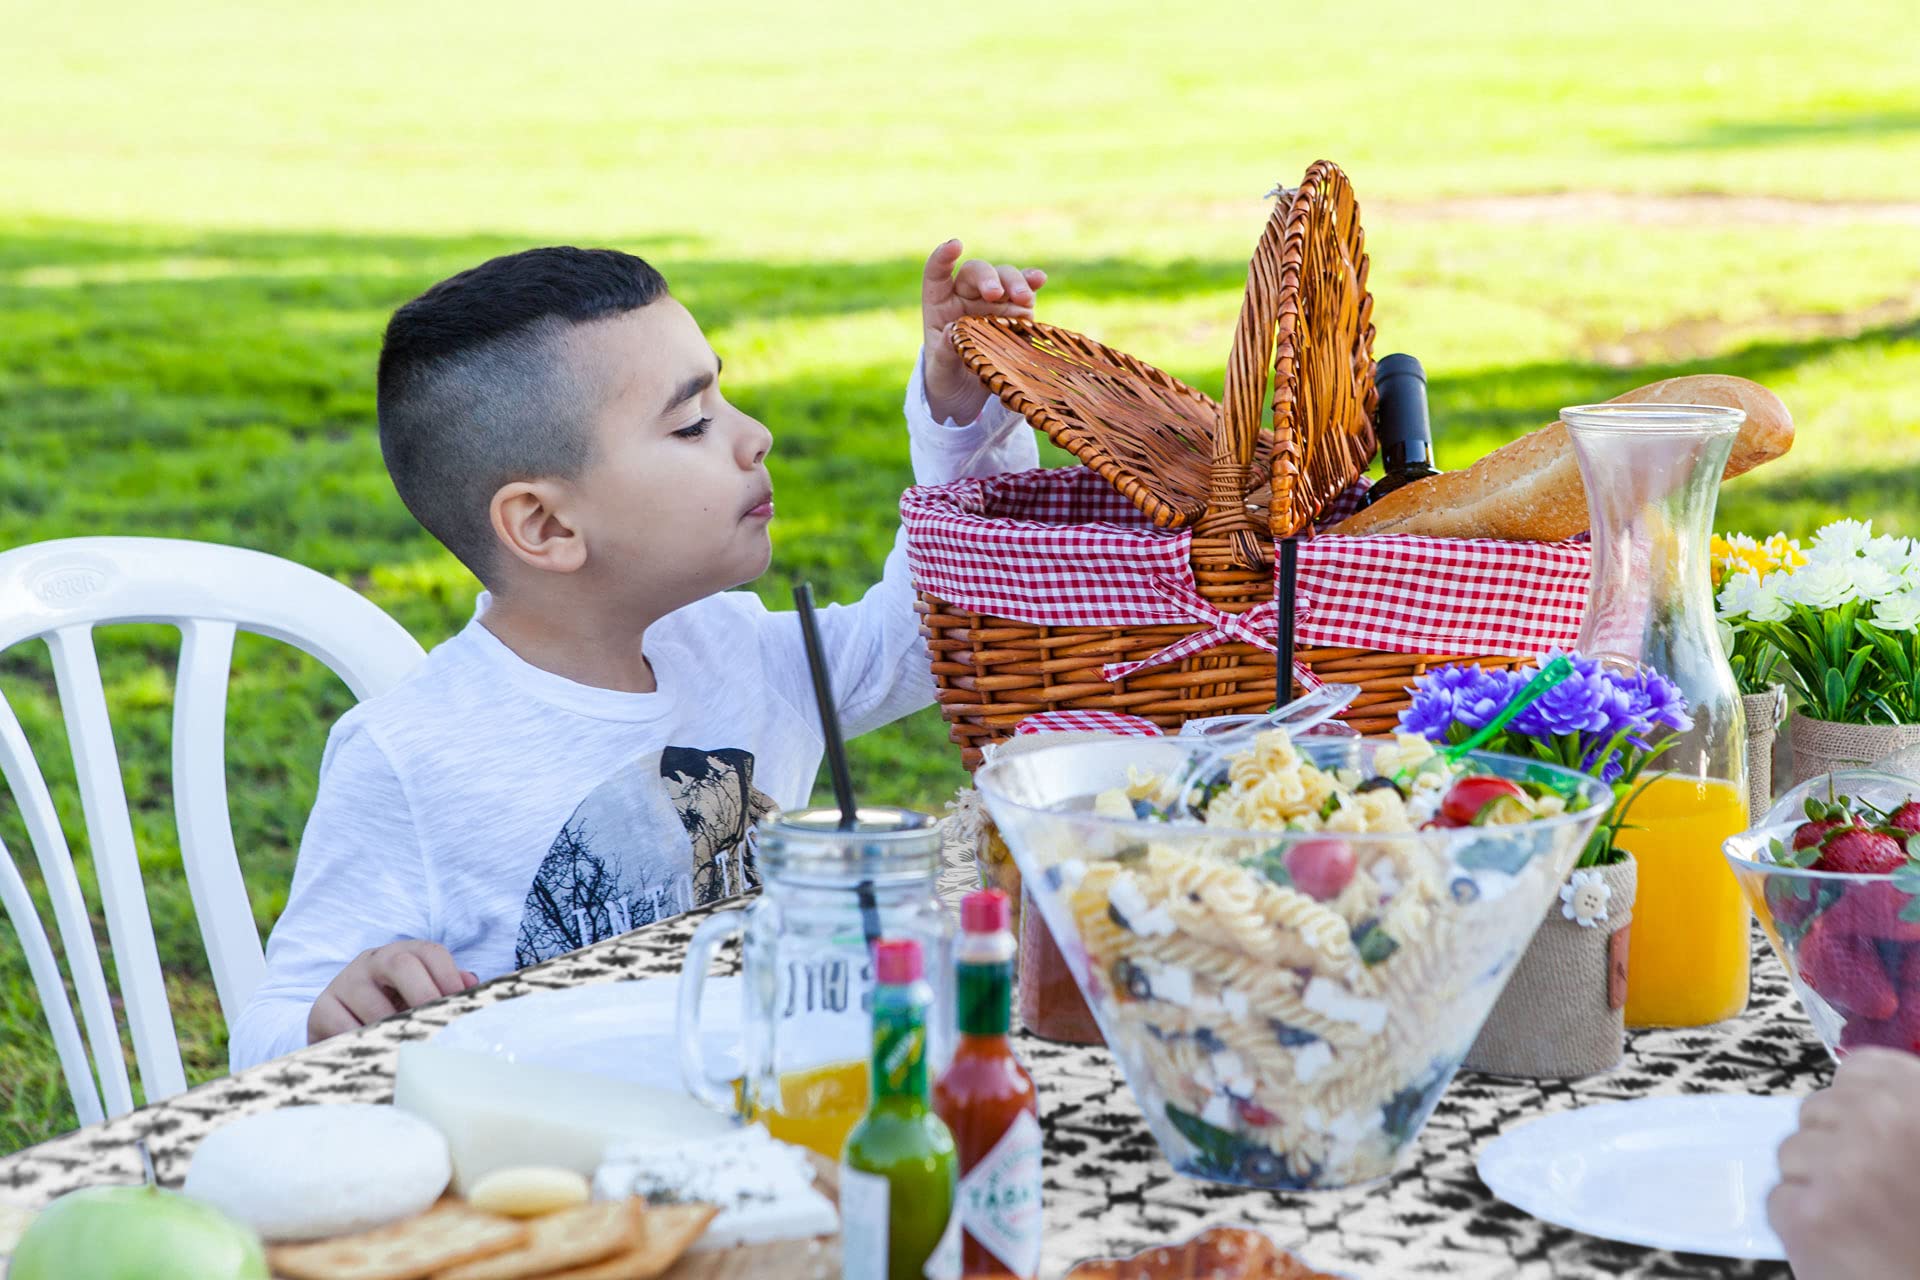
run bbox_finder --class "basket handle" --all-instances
[1202,188,1296,569]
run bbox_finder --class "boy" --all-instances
[230,241,1046,1068]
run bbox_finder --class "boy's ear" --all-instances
[489,480,587,575]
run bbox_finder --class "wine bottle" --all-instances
[1362,353,1440,506]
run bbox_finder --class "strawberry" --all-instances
[1799,914,1899,1020]
[1764,874,1821,931]
[1813,826,1907,876]
[1840,1013,1920,1055]
[1824,883,1920,943]
[1792,819,1846,851]
[1888,801,1920,835]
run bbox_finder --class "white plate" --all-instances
[1477,1095,1800,1261]
[434,978,743,1093]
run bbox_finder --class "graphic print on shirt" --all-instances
[513,746,776,966]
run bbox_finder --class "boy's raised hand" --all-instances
[922,239,1047,426]
[307,939,478,1043]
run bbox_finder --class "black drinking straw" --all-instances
[792,582,882,948]
[1277,535,1300,704]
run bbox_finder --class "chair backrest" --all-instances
[0,537,426,1123]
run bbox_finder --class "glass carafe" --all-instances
[1566,402,1751,1028]
[676,805,954,1160]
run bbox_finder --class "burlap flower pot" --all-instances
[1742,686,1786,822]
[1464,857,1638,1080]
[1788,713,1920,786]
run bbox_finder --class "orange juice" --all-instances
[737,1059,869,1159]
[1615,773,1751,1027]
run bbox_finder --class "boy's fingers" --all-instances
[958,258,1002,300]
[308,993,358,1042]
[381,952,449,1010]
[460,971,480,990]
[335,976,400,1026]
[922,239,963,295]
[408,942,470,997]
[1024,268,1047,290]
[996,264,1033,305]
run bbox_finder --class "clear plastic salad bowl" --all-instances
[1726,823,1920,1061]
[975,735,1612,1190]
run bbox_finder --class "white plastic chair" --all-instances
[0,537,426,1125]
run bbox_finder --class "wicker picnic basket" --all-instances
[915,161,1542,769]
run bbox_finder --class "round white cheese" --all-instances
[184,1103,450,1242]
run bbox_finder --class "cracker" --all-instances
[269,1200,528,1280]
[433,1200,641,1280]
[536,1203,720,1280]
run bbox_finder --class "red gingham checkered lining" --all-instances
[1290,534,1589,654]
[903,467,1590,670]
[1013,711,1165,737]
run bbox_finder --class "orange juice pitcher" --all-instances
[677,806,956,1160]
[1564,403,1752,1027]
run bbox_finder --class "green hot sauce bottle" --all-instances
[841,938,960,1280]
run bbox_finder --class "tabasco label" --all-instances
[957,1109,1043,1277]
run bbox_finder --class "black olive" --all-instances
[1114,959,1153,1000]
[1357,776,1407,800]
[1268,1020,1319,1048]
[1193,1027,1226,1054]
[1449,875,1481,904]
[1235,1148,1291,1186]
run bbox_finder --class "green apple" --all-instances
[10,1184,268,1280]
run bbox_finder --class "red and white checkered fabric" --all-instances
[902,466,1591,679]
[1289,535,1589,654]
[1013,711,1165,737]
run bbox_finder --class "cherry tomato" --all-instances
[1440,776,1527,827]
[1285,838,1356,901]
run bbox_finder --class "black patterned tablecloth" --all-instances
[0,837,1824,1279]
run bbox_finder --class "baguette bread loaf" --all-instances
[1326,374,1793,541]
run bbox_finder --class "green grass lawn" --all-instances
[4,0,1920,1152]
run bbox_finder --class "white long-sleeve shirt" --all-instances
[230,356,1038,1069]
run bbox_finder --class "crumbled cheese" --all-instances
[1369,858,1402,897]
[1212,1049,1254,1097]
[1222,990,1250,1020]
[595,1126,837,1250]
[1202,1095,1235,1129]
[1293,1041,1335,1083]
[1108,874,1176,936]
[1151,962,1194,1006]
[1302,977,1388,1034]
[1056,858,1087,890]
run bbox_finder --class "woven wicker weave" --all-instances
[922,161,1519,767]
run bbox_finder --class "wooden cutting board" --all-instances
[663,1152,840,1279]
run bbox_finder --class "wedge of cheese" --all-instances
[594,1126,838,1251]
[393,1044,735,1194]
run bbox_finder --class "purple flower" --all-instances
[1397,649,1692,785]
[1399,664,1513,741]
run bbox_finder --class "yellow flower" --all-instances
[1712,531,1804,587]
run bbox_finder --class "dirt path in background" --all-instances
[1375,191,1920,227]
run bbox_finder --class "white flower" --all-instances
[1870,593,1920,634]
[1779,558,1860,611]
[1747,578,1791,622]
[1852,559,1903,603]
[1866,536,1920,591]
[1559,870,1612,928]
[1810,518,1875,560]
[1717,570,1764,620]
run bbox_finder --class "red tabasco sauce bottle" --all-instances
[934,890,1042,1279]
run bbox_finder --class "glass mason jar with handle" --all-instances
[677,806,955,1161]
[1564,402,1751,1028]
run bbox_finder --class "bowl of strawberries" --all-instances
[1724,783,1920,1058]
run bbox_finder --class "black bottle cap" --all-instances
[1375,353,1426,387]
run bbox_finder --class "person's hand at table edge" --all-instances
[1769,1047,1920,1279]
[307,940,479,1043]
[920,238,1046,427]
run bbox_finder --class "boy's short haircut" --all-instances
[376,246,670,582]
